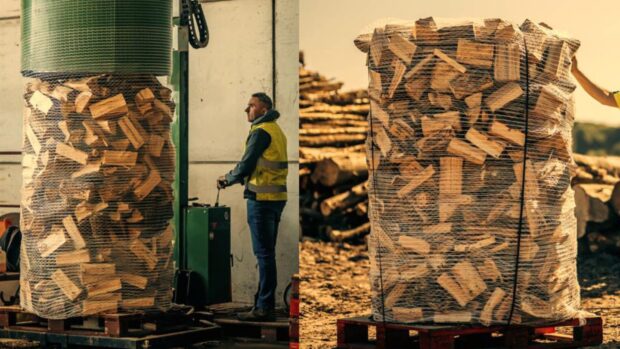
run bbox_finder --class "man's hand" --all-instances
[217,176,228,189]
[571,56,578,74]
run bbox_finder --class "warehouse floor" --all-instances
[299,238,620,349]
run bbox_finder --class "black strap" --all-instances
[368,99,388,324]
[507,38,531,325]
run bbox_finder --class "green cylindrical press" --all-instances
[21,0,172,76]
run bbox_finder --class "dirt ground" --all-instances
[299,239,620,349]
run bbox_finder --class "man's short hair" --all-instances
[252,92,273,110]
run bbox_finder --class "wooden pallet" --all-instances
[208,302,290,344]
[336,316,603,349]
[0,305,220,348]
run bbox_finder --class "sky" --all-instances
[300,0,620,126]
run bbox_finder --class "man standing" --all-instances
[572,56,619,107]
[217,92,288,321]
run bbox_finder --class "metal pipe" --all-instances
[272,0,277,108]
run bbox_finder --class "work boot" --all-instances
[237,307,276,322]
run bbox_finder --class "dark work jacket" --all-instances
[225,110,282,200]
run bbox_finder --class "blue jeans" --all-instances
[247,199,286,310]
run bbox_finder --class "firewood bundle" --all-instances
[355,18,586,325]
[299,65,372,240]
[20,75,175,319]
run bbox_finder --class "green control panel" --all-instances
[184,205,232,306]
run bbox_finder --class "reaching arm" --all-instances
[571,56,618,108]
[223,129,271,186]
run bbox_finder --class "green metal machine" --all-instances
[171,0,233,307]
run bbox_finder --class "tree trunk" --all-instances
[320,181,368,216]
[311,153,368,187]
[573,183,613,238]
[300,134,367,147]
[328,222,371,242]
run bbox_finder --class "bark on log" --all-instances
[300,134,367,147]
[574,153,620,179]
[299,145,366,164]
[572,183,612,238]
[311,153,368,187]
[320,182,369,216]
[610,181,620,217]
[328,222,371,242]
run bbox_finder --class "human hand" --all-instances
[217,176,228,189]
[571,56,578,74]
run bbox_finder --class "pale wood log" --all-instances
[388,33,417,65]
[433,311,472,323]
[404,53,434,80]
[52,269,82,301]
[447,138,486,165]
[485,82,523,112]
[89,94,128,120]
[397,165,435,198]
[494,43,521,82]
[456,39,494,68]
[465,128,506,159]
[56,249,90,266]
[62,216,86,250]
[311,153,368,187]
[397,236,430,255]
[29,91,53,115]
[480,288,506,326]
[320,182,368,216]
[387,59,407,99]
[433,49,467,74]
[488,121,525,146]
[328,222,371,242]
[415,17,440,44]
[574,183,612,238]
[393,307,424,322]
[56,143,89,165]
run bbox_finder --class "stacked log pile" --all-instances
[299,66,372,240]
[354,18,586,324]
[21,74,175,319]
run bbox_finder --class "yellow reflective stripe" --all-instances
[257,158,288,169]
[614,91,620,108]
[247,183,287,193]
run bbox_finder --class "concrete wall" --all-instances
[0,9,22,213]
[186,0,300,305]
[0,0,299,307]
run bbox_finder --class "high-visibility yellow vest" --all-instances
[247,121,288,201]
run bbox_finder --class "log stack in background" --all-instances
[21,74,175,319]
[354,17,586,325]
[299,65,373,240]
[572,154,620,254]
